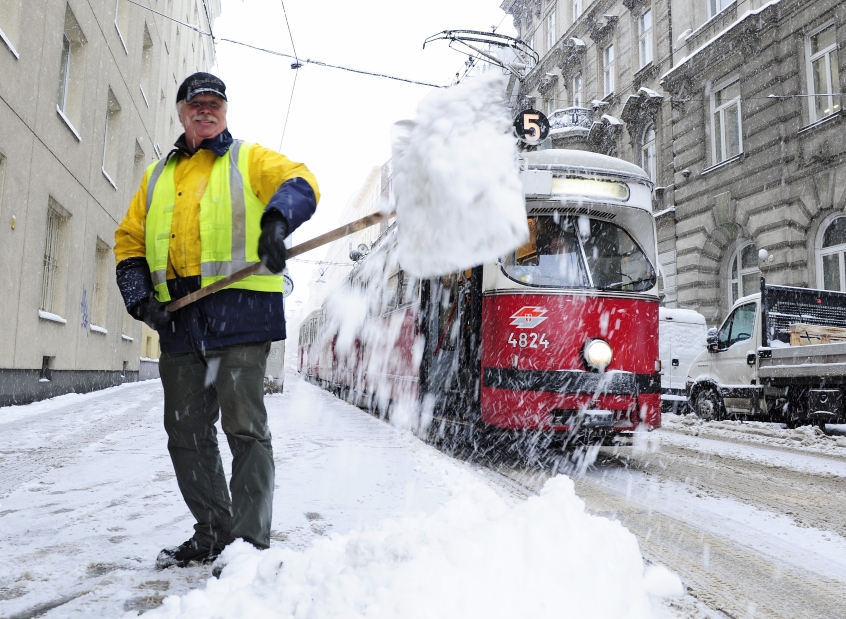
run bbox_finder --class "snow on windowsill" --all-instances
[797,110,841,135]
[0,27,20,59]
[89,324,108,335]
[56,106,82,141]
[653,206,676,218]
[38,310,67,324]
[101,167,117,190]
[702,153,743,176]
[121,334,134,342]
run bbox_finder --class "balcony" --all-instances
[548,107,593,137]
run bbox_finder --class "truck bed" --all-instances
[759,341,846,380]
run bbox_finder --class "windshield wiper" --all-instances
[600,276,655,291]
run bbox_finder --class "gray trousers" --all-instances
[159,341,274,550]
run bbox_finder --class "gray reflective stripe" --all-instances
[145,158,169,213]
[201,260,274,278]
[151,269,168,286]
[229,140,247,263]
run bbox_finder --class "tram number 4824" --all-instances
[508,332,550,349]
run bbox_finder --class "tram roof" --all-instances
[523,149,650,182]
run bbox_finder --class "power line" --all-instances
[125,0,444,89]
[278,0,299,149]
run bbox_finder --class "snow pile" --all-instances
[139,473,680,619]
[663,414,846,456]
[391,72,528,279]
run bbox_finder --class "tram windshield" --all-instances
[501,216,656,292]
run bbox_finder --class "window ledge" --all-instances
[56,106,82,141]
[702,153,743,176]
[121,334,134,342]
[89,324,108,334]
[0,27,20,59]
[101,167,117,189]
[798,110,841,135]
[38,310,67,324]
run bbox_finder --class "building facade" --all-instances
[0,0,219,405]
[502,0,845,325]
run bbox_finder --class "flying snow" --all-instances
[391,72,528,279]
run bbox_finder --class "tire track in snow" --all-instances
[489,450,846,619]
[0,381,163,499]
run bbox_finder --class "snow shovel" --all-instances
[165,210,393,312]
[166,73,528,312]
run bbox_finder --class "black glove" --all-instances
[131,293,173,331]
[258,212,289,274]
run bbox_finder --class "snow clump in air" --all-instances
[138,469,681,619]
[391,71,528,279]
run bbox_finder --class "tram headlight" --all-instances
[584,339,613,371]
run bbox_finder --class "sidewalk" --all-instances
[0,373,679,619]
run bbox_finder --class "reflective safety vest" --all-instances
[143,140,283,302]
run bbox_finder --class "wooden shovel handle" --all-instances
[165,210,394,312]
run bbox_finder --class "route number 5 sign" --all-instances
[513,109,550,145]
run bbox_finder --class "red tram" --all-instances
[299,149,661,441]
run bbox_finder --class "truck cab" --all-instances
[687,294,763,419]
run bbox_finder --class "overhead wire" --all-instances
[126,0,444,88]
[278,0,300,149]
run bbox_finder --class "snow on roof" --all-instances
[523,149,650,181]
[661,0,782,82]
[660,307,707,324]
[638,86,663,99]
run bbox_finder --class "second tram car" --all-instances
[299,149,661,440]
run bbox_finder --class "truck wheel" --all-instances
[694,389,723,421]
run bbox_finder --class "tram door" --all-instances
[420,267,482,422]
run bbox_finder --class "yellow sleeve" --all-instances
[114,175,149,264]
[247,143,321,206]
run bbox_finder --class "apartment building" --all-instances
[0,0,219,405]
[503,0,845,324]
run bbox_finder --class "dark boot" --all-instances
[156,538,221,569]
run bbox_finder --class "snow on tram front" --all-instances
[299,149,661,441]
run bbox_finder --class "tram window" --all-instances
[502,217,590,287]
[501,216,655,291]
[398,272,419,306]
[438,274,459,352]
[384,272,400,312]
[581,219,655,291]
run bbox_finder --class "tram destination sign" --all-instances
[513,109,550,146]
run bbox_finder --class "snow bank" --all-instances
[138,469,679,619]
[391,72,528,279]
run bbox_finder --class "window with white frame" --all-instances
[547,98,556,117]
[603,44,615,96]
[547,10,556,51]
[573,0,582,21]
[639,9,653,68]
[0,0,22,57]
[57,4,86,135]
[710,79,742,164]
[102,88,122,188]
[817,216,846,291]
[806,23,841,123]
[572,73,582,107]
[115,0,130,52]
[91,241,111,331]
[41,199,69,314]
[642,125,656,182]
[708,0,733,19]
[728,241,759,304]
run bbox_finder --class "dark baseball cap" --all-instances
[176,72,227,103]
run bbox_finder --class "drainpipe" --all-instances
[667,0,674,67]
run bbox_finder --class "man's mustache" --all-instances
[192,114,218,123]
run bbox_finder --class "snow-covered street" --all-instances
[1,373,680,619]
[4,373,846,618]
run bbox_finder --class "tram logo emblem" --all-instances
[510,306,548,329]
